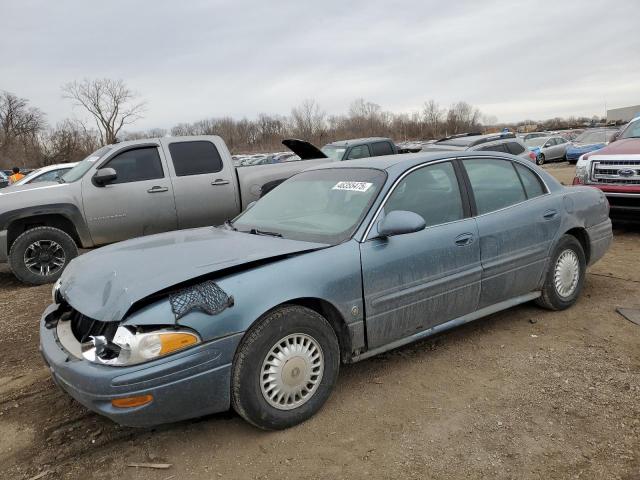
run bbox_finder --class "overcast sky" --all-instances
[3,0,640,130]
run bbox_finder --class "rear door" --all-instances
[461,157,561,308]
[81,144,178,245]
[360,160,481,348]
[161,138,240,229]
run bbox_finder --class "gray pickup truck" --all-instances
[0,135,330,285]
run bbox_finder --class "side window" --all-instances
[385,162,464,227]
[507,142,525,155]
[103,147,164,184]
[346,145,371,160]
[30,170,60,183]
[370,141,394,156]
[556,137,567,144]
[169,141,223,176]
[514,163,545,199]
[463,159,526,215]
[479,143,509,153]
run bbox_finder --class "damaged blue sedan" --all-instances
[40,151,612,429]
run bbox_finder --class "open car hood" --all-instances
[282,138,328,160]
[59,227,328,322]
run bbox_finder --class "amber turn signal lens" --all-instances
[158,332,199,355]
[111,394,153,408]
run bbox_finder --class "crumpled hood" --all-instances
[60,227,328,321]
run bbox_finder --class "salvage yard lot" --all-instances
[1,165,638,480]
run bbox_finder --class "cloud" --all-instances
[3,0,639,128]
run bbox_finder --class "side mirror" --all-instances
[377,210,426,238]
[93,168,117,186]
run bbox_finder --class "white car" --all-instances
[11,162,78,187]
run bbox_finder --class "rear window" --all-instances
[479,143,509,153]
[169,141,223,176]
[507,142,526,155]
[370,141,394,156]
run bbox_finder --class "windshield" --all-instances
[574,130,617,144]
[320,145,347,161]
[233,168,386,244]
[619,119,640,139]
[525,137,548,147]
[61,146,112,183]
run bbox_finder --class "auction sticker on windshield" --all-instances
[332,181,373,192]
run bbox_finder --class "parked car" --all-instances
[573,114,640,222]
[284,137,401,161]
[566,128,619,164]
[40,150,612,429]
[524,135,571,165]
[518,132,551,142]
[421,132,536,162]
[7,162,78,188]
[0,136,334,285]
[0,171,8,189]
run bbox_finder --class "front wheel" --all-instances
[8,226,78,285]
[536,153,546,165]
[535,234,586,311]
[231,305,340,430]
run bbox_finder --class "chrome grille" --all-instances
[590,159,640,185]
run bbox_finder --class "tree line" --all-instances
[0,78,607,169]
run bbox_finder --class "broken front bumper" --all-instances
[39,304,241,427]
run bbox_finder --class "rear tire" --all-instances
[536,153,546,165]
[535,235,586,311]
[8,226,78,285]
[231,305,340,430]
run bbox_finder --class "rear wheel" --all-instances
[231,305,340,430]
[536,234,586,310]
[8,226,78,285]
[536,153,546,165]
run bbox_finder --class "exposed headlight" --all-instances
[575,155,590,184]
[81,326,200,366]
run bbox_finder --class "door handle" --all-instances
[543,209,558,220]
[147,186,169,193]
[211,179,230,186]
[454,233,474,246]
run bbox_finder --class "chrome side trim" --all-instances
[351,291,541,362]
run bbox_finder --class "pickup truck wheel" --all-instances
[231,305,339,430]
[535,234,586,311]
[9,226,78,285]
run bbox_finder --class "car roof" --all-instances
[324,137,391,147]
[430,132,517,148]
[307,150,527,173]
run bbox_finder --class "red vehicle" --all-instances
[573,115,640,222]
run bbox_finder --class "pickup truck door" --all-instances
[160,137,240,229]
[81,143,178,245]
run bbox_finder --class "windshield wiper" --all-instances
[249,228,282,238]
[223,219,237,231]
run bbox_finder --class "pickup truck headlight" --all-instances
[81,326,200,366]
[575,155,590,184]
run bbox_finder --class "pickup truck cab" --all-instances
[0,135,329,284]
[573,115,640,222]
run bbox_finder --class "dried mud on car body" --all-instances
[1,165,639,480]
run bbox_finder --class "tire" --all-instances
[535,234,586,311]
[231,305,340,430]
[8,226,78,285]
[536,153,545,165]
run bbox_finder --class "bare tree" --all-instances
[290,99,326,143]
[422,100,444,138]
[62,78,145,145]
[0,91,46,147]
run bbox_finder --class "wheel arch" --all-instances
[7,213,81,251]
[564,226,591,264]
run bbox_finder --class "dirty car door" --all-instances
[461,158,561,307]
[81,145,178,245]
[360,161,481,349]
[162,138,240,229]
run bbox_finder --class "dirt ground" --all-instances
[1,164,639,480]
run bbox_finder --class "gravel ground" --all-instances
[0,164,638,480]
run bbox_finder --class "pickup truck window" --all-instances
[321,145,347,161]
[169,141,223,176]
[346,145,370,160]
[61,146,112,183]
[103,147,164,184]
[371,141,394,156]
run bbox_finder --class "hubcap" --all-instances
[260,333,324,411]
[554,249,580,298]
[24,240,66,277]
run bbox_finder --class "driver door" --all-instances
[360,161,481,349]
